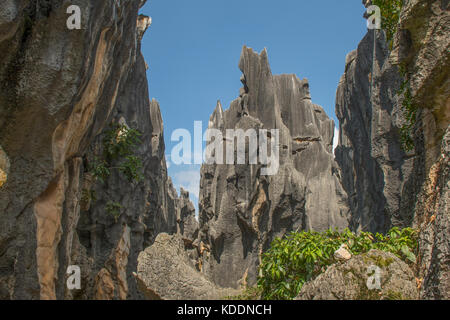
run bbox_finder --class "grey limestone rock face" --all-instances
[414,127,450,300]
[389,0,450,299]
[296,249,419,300]
[174,187,199,243]
[335,29,413,234]
[337,0,449,299]
[197,46,350,289]
[0,1,182,300]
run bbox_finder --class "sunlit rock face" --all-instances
[197,46,350,289]
[0,1,181,300]
[390,0,449,300]
[337,0,450,299]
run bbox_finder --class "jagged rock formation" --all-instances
[135,233,239,300]
[335,29,413,233]
[390,0,449,300]
[412,129,450,300]
[337,0,449,299]
[0,1,184,300]
[0,0,447,301]
[296,250,419,300]
[197,46,350,289]
[172,186,199,242]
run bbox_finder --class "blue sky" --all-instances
[139,0,368,211]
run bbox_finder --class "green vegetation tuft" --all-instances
[369,1,418,151]
[397,65,418,152]
[84,123,143,221]
[91,124,144,183]
[257,227,418,300]
[106,201,123,222]
[371,0,402,48]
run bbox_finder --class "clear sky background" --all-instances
[139,0,368,211]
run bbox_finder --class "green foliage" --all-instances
[86,123,143,221]
[368,1,417,151]
[81,188,97,204]
[371,0,402,48]
[90,124,143,183]
[258,227,418,300]
[103,124,143,162]
[106,201,123,222]
[118,155,144,183]
[90,157,110,184]
[397,66,418,152]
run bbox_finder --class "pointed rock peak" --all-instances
[260,47,269,64]
[344,50,357,71]
[215,100,223,113]
[238,45,272,79]
[180,187,190,199]
[209,100,224,129]
[167,176,174,187]
[150,98,161,114]
[300,78,312,100]
[150,98,163,132]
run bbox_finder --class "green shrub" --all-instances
[103,124,142,162]
[91,124,143,183]
[85,123,143,220]
[106,201,123,222]
[81,188,97,204]
[258,227,418,300]
[372,0,402,47]
[396,65,418,152]
[90,157,110,184]
[398,86,417,152]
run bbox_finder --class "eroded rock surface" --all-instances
[391,0,450,167]
[335,28,413,233]
[336,0,449,299]
[413,128,450,300]
[296,250,419,300]
[389,0,450,300]
[136,233,239,300]
[197,46,350,289]
[0,1,184,300]
[174,187,199,243]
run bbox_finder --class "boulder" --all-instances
[296,249,419,300]
[135,233,240,300]
[334,244,352,261]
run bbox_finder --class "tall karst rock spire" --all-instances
[0,0,190,300]
[197,46,350,288]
